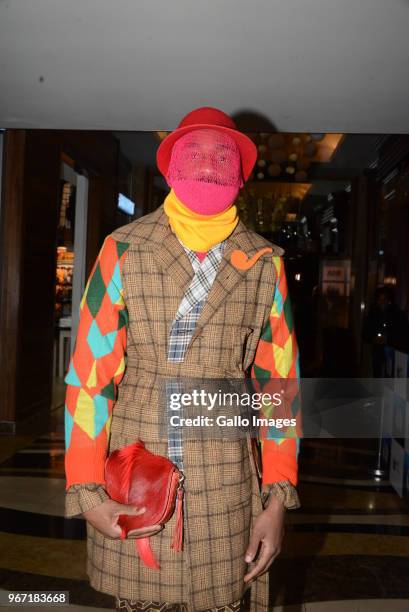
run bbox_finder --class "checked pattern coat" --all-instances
[64,204,300,611]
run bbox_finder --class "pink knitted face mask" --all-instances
[166,129,243,215]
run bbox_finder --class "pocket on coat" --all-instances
[226,325,255,374]
[221,439,252,508]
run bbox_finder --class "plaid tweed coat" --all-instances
[65,204,299,611]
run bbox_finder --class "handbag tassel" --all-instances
[171,488,184,552]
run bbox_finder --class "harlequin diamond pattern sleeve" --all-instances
[64,235,130,490]
[251,255,301,487]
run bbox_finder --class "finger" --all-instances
[86,519,122,539]
[244,555,277,583]
[127,528,163,539]
[109,523,123,537]
[265,554,278,571]
[127,528,162,537]
[244,544,273,583]
[258,554,277,577]
[101,525,122,539]
[127,524,163,538]
[113,503,146,516]
[109,517,122,538]
[244,528,262,563]
[245,544,279,582]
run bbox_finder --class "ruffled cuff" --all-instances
[65,483,110,518]
[261,480,300,510]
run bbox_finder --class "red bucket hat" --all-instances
[156,107,257,182]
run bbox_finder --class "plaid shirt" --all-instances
[166,239,226,469]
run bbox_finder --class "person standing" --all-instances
[363,285,409,377]
[64,107,301,612]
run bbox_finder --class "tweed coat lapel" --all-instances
[188,217,276,343]
[133,204,277,339]
[139,205,195,291]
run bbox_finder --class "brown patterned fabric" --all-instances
[115,596,244,611]
[65,483,109,517]
[67,205,288,612]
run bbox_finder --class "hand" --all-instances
[82,499,162,539]
[243,495,285,583]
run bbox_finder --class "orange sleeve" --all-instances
[250,256,301,486]
[64,236,129,489]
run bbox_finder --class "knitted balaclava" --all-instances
[166,128,244,215]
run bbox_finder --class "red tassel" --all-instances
[171,488,184,552]
[135,537,161,570]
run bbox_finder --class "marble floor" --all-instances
[0,403,408,612]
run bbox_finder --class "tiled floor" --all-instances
[0,404,408,611]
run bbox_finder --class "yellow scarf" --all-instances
[163,188,239,251]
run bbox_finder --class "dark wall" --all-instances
[18,132,61,421]
[0,129,120,428]
[0,131,26,426]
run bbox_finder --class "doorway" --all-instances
[53,159,88,403]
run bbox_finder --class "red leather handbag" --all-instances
[104,440,184,570]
